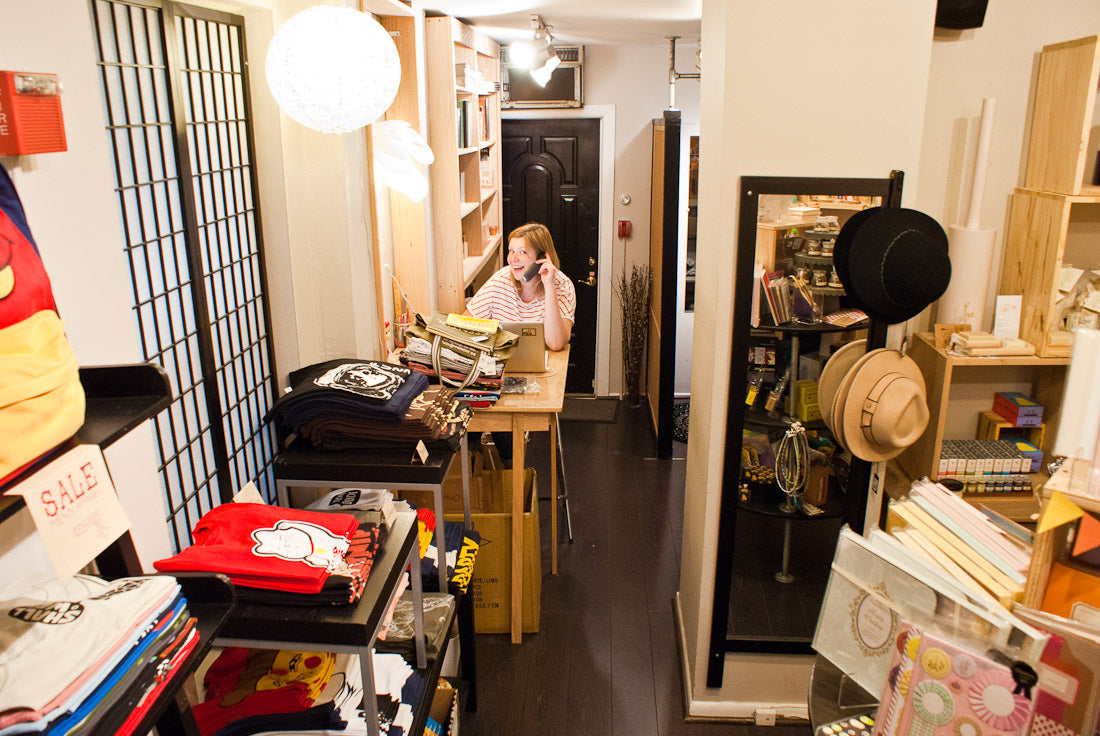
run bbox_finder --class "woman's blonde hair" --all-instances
[508,223,560,270]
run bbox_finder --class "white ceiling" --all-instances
[411,0,702,46]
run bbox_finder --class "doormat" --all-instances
[673,401,690,443]
[560,398,620,423]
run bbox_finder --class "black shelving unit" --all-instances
[213,510,459,736]
[0,362,237,736]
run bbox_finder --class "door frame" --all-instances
[502,105,616,396]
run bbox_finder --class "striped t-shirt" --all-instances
[466,266,577,323]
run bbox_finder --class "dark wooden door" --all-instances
[501,118,600,394]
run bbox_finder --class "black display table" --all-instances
[273,440,465,593]
[214,511,426,736]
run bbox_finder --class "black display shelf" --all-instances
[737,485,846,520]
[407,595,461,736]
[0,363,172,521]
[753,320,867,335]
[77,363,172,448]
[792,251,835,265]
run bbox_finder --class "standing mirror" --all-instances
[705,174,903,688]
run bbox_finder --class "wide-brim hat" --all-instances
[839,349,929,462]
[833,207,951,324]
[818,339,867,438]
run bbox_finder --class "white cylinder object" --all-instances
[936,224,997,330]
[1055,328,1100,461]
[966,98,997,229]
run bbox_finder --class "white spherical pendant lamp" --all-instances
[266,6,401,134]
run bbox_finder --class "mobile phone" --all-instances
[522,262,542,282]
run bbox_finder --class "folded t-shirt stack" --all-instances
[297,384,474,453]
[0,574,200,736]
[270,359,474,452]
[153,503,382,605]
[415,507,480,594]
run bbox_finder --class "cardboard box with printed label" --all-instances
[445,467,540,633]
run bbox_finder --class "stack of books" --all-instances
[937,438,1035,492]
[760,270,792,324]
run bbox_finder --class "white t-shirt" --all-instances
[466,266,576,323]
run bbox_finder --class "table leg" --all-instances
[549,412,558,575]
[775,518,794,584]
[433,482,448,594]
[361,647,380,736]
[511,415,524,643]
[409,541,426,669]
[460,433,472,528]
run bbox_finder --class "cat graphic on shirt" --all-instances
[251,520,350,569]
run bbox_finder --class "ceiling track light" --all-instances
[508,14,561,87]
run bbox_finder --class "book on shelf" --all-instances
[456,100,470,148]
[761,270,791,325]
[478,98,488,142]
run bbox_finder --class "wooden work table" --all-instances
[462,346,570,643]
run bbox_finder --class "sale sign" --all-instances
[10,445,131,579]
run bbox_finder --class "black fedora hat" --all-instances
[832,207,950,324]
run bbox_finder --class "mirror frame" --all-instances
[704,173,904,688]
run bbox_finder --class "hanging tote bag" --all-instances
[405,312,518,389]
[0,162,85,483]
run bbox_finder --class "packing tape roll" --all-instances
[936,224,996,331]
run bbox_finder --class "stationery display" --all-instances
[814,484,1047,697]
[871,623,1038,736]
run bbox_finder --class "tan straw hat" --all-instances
[840,349,929,462]
[817,340,867,437]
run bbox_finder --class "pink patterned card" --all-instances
[872,624,1038,736]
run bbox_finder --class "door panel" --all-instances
[502,118,599,394]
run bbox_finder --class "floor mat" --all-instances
[673,401,689,442]
[560,397,620,423]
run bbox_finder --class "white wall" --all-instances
[584,43,699,396]
[679,0,936,718]
[1,0,170,576]
[0,0,379,575]
[915,1,1100,331]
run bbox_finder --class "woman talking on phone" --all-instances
[465,222,576,351]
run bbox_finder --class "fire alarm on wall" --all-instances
[618,220,632,238]
[0,72,67,156]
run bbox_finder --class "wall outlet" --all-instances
[754,708,777,726]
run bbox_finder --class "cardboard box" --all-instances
[445,468,540,633]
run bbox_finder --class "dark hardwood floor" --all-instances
[461,403,813,735]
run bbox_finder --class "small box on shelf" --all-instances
[992,390,1044,427]
[976,410,1046,453]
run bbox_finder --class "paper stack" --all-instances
[812,520,1047,699]
[948,330,1036,356]
[886,478,1031,606]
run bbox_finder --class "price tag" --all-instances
[232,481,264,504]
[10,445,131,580]
[413,440,429,464]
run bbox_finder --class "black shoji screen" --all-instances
[91,0,278,550]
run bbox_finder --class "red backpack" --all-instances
[0,162,84,483]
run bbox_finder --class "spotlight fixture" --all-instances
[508,14,560,87]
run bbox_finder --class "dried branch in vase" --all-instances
[614,264,652,406]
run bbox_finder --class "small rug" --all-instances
[560,397,620,423]
[673,401,690,443]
